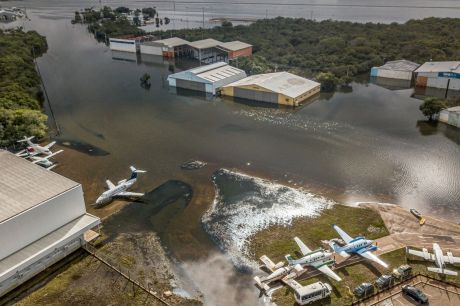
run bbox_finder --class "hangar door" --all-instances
[234,87,278,104]
[176,79,206,92]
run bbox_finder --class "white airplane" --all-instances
[407,243,460,276]
[254,255,306,292]
[329,224,389,268]
[16,136,56,157]
[26,149,63,170]
[95,166,146,207]
[285,237,342,282]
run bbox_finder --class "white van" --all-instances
[293,281,332,305]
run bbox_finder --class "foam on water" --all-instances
[202,169,335,269]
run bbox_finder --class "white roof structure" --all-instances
[226,72,320,99]
[415,61,460,73]
[218,41,252,51]
[169,62,246,84]
[155,37,190,47]
[377,60,419,72]
[188,38,222,49]
[0,150,78,223]
[446,106,460,113]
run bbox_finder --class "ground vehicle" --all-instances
[393,264,412,280]
[375,274,394,289]
[294,281,332,305]
[353,283,374,298]
[402,285,428,304]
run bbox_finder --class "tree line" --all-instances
[0,29,48,146]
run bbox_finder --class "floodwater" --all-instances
[4,1,460,304]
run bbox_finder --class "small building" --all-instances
[221,72,321,106]
[370,60,419,81]
[0,150,101,296]
[218,41,252,60]
[188,38,227,64]
[415,61,460,90]
[167,62,247,95]
[0,10,17,22]
[109,35,150,53]
[141,37,190,57]
[439,106,460,128]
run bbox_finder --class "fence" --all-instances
[83,243,171,306]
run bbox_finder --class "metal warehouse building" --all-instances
[439,106,460,128]
[370,60,419,80]
[167,62,247,95]
[140,37,190,58]
[221,72,321,106]
[0,150,100,296]
[415,61,460,90]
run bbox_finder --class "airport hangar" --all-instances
[0,150,100,296]
[167,62,247,95]
[415,61,460,90]
[221,72,321,106]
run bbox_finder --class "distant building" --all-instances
[370,60,419,81]
[439,106,460,128]
[109,35,155,53]
[0,10,16,22]
[0,150,100,296]
[221,72,321,106]
[140,37,190,57]
[415,61,460,90]
[167,62,247,95]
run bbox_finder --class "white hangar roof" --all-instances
[168,62,246,84]
[415,61,460,73]
[225,72,320,99]
[376,60,420,72]
[0,150,79,223]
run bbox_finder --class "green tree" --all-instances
[419,97,447,121]
[316,72,339,91]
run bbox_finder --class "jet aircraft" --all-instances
[407,243,460,276]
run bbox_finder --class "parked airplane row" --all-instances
[15,136,62,170]
[255,225,388,291]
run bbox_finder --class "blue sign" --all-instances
[438,72,460,79]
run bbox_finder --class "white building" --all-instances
[167,62,247,95]
[0,150,100,296]
[415,61,460,90]
[140,37,190,57]
[370,60,419,80]
[439,106,460,128]
[109,37,140,53]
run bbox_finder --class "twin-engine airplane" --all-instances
[254,255,306,292]
[285,237,342,282]
[16,136,56,157]
[407,243,460,276]
[95,166,146,207]
[328,224,388,268]
[27,149,63,170]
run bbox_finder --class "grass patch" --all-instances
[120,255,137,269]
[248,204,388,263]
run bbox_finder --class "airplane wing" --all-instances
[407,248,435,261]
[333,225,353,244]
[358,249,388,268]
[117,191,144,197]
[45,149,63,159]
[105,179,116,190]
[260,255,278,272]
[15,149,26,157]
[294,237,312,255]
[44,141,56,149]
[443,254,460,264]
[317,265,342,282]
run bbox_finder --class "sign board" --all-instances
[438,72,460,79]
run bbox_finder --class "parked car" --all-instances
[393,264,412,279]
[402,285,428,304]
[353,283,374,298]
[375,274,394,289]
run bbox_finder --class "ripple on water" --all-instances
[202,169,335,269]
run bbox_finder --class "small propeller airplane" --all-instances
[328,224,389,268]
[16,136,56,157]
[254,255,306,292]
[26,149,63,170]
[95,166,146,207]
[285,237,342,282]
[407,243,460,276]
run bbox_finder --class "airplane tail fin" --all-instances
[129,166,147,180]
[17,136,34,143]
[328,240,341,253]
[427,267,458,276]
[285,254,295,265]
[254,276,270,292]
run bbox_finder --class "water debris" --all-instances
[180,160,207,170]
[202,169,335,269]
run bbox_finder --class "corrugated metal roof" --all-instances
[155,37,190,47]
[0,213,100,282]
[188,38,221,49]
[224,72,320,99]
[0,150,79,223]
[376,60,419,72]
[168,62,246,84]
[415,61,460,73]
[219,41,252,51]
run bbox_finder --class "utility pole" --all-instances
[202,7,205,39]
[265,9,268,19]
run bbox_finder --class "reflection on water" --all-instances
[416,120,460,145]
[369,76,412,90]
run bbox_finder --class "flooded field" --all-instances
[3,2,460,304]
